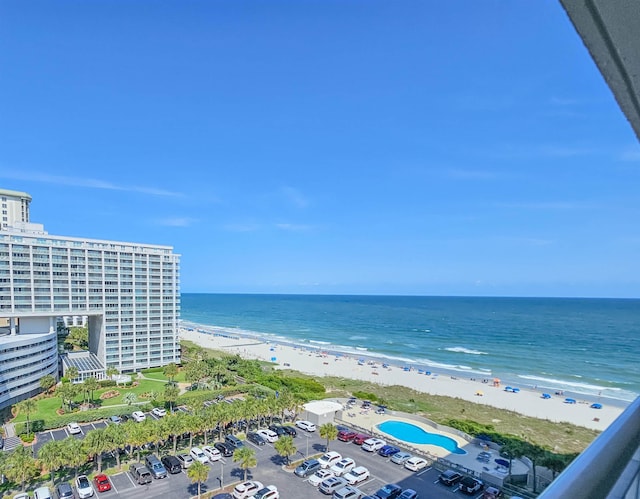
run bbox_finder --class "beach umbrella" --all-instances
[542,393,551,399]
[590,403,603,409]
[565,398,577,404]
[270,357,276,362]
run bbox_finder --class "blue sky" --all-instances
[1,1,639,298]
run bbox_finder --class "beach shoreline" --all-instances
[179,322,627,431]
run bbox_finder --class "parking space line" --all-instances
[125,471,137,487]
[417,467,431,476]
[110,479,119,494]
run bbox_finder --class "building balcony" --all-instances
[539,396,640,498]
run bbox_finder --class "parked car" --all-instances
[252,485,279,499]
[247,431,266,445]
[34,487,53,499]
[93,473,112,492]
[343,466,370,485]
[319,476,348,495]
[333,485,364,499]
[144,454,168,479]
[404,457,428,472]
[281,425,297,437]
[295,459,321,478]
[131,410,146,422]
[377,445,400,457]
[482,486,503,499]
[232,480,264,499]
[129,463,152,485]
[257,429,278,443]
[308,468,335,487]
[295,420,316,432]
[225,434,244,448]
[161,455,182,474]
[390,451,411,465]
[338,430,358,442]
[56,483,74,499]
[352,434,371,445]
[214,442,235,457]
[67,422,82,435]
[318,451,342,469]
[477,451,492,462]
[330,457,356,477]
[108,415,122,425]
[438,470,463,486]
[76,474,95,498]
[459,477,484,494]
[177,453,194,468]
[362,438,386,452]
[151,407,167,417]
[372,483,402,499]
[268,424,288,437]
[203,445,222,461]
[190,446,209,464]
[13,494,30,499]
[398,489,418,499]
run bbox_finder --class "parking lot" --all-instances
[30,412,489,499]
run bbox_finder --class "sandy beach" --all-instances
[179,327,625,431]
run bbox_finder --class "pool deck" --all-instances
[339,407,529,478]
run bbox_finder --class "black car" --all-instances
[373,483,402,499]
[214,442,234,457]
[282,425,297,437]
[269,424,288,436]
[247,432,266,446]
[459,476,483,494]
[56,483,74,499]
[161,455,182,474]
[439,470,463,486]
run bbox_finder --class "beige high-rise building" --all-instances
[0,188,181,410]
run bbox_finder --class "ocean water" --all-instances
[180,294,640,404]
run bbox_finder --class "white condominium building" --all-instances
[0,188,181,410]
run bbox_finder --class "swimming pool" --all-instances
[377,420,466,454]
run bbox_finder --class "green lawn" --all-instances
[142,371,186,383]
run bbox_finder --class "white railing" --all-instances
[538,396,640,499]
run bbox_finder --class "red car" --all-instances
[337,430,358,442]
[93,474,112,492]
[352,433,371,445]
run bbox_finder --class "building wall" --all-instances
[0,189,31,230]
[0,232,181,374]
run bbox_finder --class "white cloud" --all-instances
[0,170,183,197]
[222,223,260,232]
[157,217,196,227]
[618,146,640,162]
[281,186,309,208]
[496,201,588,210]
[275,223,311,231]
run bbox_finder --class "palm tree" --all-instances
[184,413,203,449]
[273,435,296,465]
[233,446,257,481]
[164,412,186,455]
[163,362,179,382]
[124,420,152,463]
[39,374,56,394]
[56,382,78,411]
[103,423,127,470]
[123,392,138,406]
[83,376,99,404]
[319,423,338,451]
[106,366,119,380]
[37,440,65,486]
[16,398,38,436]
[83,427,110,472]
[65,366,79,383]
[163,384,180,412]
[187,461,209,498]
[61,437,86,479]
[3,445,40,491]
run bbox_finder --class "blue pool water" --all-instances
[377,420,466,454]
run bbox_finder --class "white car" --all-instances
[308,468,335,487]
[34,487,53,499]
[190,447,209,464]
[361,438,386,452]
[14,494,31,499]
[67,422,82,435]
[132,411,146,422]
[343,465,370,485]
[202,445,222,462]
[75,475,94,498]
[330,457,356,477]
[232,480,264,499]
[404,456,428,471]
[252,485,279,499]
[295,420,316,432]
[257,429,278,443]
[151,407,166,417]
[318,451,342,468]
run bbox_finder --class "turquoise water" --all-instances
[377,420,466,454]
[181,294,640,403]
